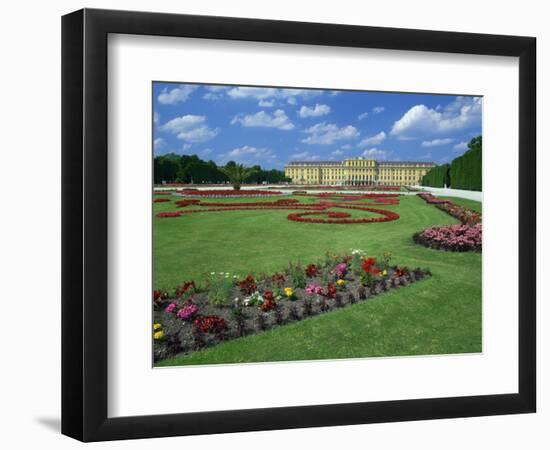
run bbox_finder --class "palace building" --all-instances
[284,158,436,186]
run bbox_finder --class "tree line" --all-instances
[422,136,482,191]
[154,153,290,185]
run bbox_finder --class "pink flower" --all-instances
[305,283,323,295]
[335,263,347,277]
[176,303,199,320]
[165,303,177,314]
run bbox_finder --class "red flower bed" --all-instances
[157,211,184,218]
[177,189,282,197]
[175,199,200,207]
[417,192,450,204]
[287,207,399,224]
[417,193,481,225]
[153,198,171,203]
[413,223,482,252]
[435,203,482,225]
[280,185,401,191]
[156,194,400,224]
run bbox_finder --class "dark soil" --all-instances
[153,267,431,363]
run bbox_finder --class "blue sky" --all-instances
[153,82,482,169]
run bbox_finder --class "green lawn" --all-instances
[153,193,482,366]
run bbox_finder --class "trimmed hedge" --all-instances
[422,164,450,188]
[422,136,482,191]
[449,146,482,191]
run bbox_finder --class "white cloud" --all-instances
[157,85,197,105]
[153,112,159,124]
[258,99,274,107]
[287,97,297,105]
[160,115,205,133]
[358,112,369,120]
[302,122,359,145]
[182,144,192,151]
[421,138,454,148]
[341,144,352,150]
[203,92,220,101]
[290,151,320,161]
[177,126,220,143]
[453,141,469,152]
[372,106,385,114]
[200,148,213,156]
[154,137,165,149]
[222,145,276,164]
[231,109,294,130]
[358,131,386,147]
[160,115,219,143]
[361,148,388,160]
[390,96,482,138]
[331,149,345,156]
[226,86,321,101]
[298,103,331,118]
[203,86,229,101]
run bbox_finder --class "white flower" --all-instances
[210,272,215,275]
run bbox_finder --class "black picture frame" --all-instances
[62,8,536,442]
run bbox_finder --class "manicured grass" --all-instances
[154,193,482,366]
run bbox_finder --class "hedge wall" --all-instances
[449,146,482,191]
[422,164,450,188]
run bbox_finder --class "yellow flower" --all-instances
[336,279,346,286]
[284,287,294,297]
[153,330,165,340]
[382,269,388,277]
[153,323,162,331]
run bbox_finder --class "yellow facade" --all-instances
[284,158,435,186]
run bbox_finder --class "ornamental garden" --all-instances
[152,187,482,367]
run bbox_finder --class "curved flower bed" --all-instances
[417,192,481,225]
[413,223,482,252]
[153,251,431,362]
[156,195,400,225]
[287,207,399,224]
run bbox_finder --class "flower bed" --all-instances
[416,192,481,225]
[153,251,431,362]
[435,202,481,225]
[413,223,482,252]
[278,185,402,191]
[417,192,450,204]
[176,189,283,197]
[156,194,401,225]
[153,197,171,203]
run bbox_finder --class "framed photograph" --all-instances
[62,8,536,442]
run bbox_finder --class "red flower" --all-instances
[175,280,196,297]
[238,274,257,294]
[260,298,276,312]
[305,264,319,277]
[194,315,227,333]
[271,273,286,285]
[395,267,408,277]
[325,283,337,299]
[361,257,375,272]
[263,290,274,302]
